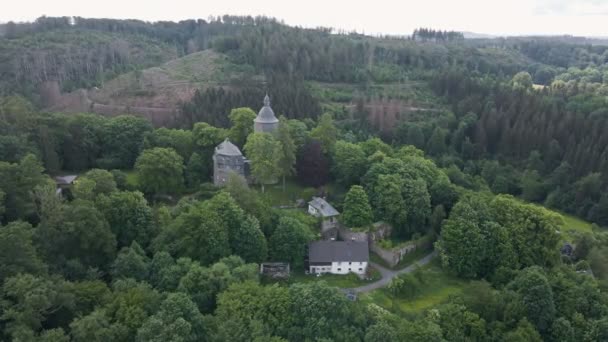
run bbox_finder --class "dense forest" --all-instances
[0,15,607,342]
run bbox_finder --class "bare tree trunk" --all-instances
[261,183,265,193]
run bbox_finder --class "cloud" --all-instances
[534,0,608,16]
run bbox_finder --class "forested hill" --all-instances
[1,15,535,105]
[1,15,608,342]
[1,15,608,223]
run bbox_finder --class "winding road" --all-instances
[351,251,437,293]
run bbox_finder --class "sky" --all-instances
[3,0,608,37]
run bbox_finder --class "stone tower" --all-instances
[212,138,249,186]
[254,94,279,133]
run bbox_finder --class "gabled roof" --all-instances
[308,241,369,263]
[254,94,279,124]
[308,197,339,217]
[215,138,243,156]
[54,175,78,185]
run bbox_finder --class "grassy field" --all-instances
[258,179,348,209]
[362,260,470,316]
[559,211,594,235]
[258,180,314,207]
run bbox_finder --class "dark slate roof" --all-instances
[309,241,369,263]
[54,175,78,185]
[215,138,243,156]
[254,94,279,124]
[308,197,339,217]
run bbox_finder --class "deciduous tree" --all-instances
[135,148,184,195]
[230,215,268,263]
[310,113,337,154]
[276,117,296,191]
[332,140,367,186]
[342,185,373,228]
[96,191,154,248]
[244,133,282,193]
[0,221,46,284]
[111,242,150,282]
[155,204,230,265]
[296,140,329,187]
[228,107,256,147]
[269,217,313,269]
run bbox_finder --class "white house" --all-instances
[308,197,340,231]
[308,240,369,276]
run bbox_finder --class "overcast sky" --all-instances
[3,0,608,37]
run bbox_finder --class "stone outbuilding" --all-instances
[213,138,249,186]
[254,94,279,133]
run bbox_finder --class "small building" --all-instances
[254,94,279,133]
[308,240,369,276]
[308,197,340,231]
[260,262,290,279]
[54,175,78,197]
[213,138,249,186]
[55,175,78,186]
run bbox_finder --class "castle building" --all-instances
[212,138,249,186]
[254,94,279,133]
[213,94,277,186]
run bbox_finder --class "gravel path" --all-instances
[351,251,437,293]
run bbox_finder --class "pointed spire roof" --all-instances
[215,138,243,156]
[255,93,279,124]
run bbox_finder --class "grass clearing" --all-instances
[258,180,314,207]
[362,260,470,316]
[559,212,594,238]
[258,180,346,209]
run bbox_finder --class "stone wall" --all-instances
[338,225,368,242]
[335,221,433,267]
[368,222,432,267]
[369,222,392,241]
[370,242,417,267]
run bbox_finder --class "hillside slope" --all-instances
[0,29,178,102]
[47,50,264,126]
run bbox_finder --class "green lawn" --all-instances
[258,180,314,207]
[362,260,470,315]
[559,211,594,237]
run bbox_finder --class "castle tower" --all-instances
[254,94,279,133]
[212,138,248,186]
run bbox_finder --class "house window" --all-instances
[349,262,352,265]
[337,268,341,271]
[358,268,363,271]
[348,268,351,271]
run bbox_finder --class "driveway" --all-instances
[351,251,437,293]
